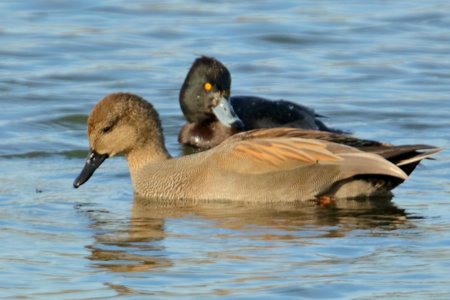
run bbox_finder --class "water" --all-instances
[1,0,450,298]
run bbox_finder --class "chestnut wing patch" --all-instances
[219,137,342,174]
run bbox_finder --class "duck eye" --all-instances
[203,82,213,92]
[101,124,114,134]
[101,117,119,134]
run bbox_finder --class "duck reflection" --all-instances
[84,204,171,273]
[85,195,411,273]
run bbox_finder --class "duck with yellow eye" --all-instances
[179,59,244,149]
[178,56,343,150]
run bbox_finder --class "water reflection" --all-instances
[83,196,412,273]
[84,207,171,273]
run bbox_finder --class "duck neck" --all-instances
[126,141,171,177]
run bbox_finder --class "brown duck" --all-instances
[74,93,440,202]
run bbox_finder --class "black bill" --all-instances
[73,148,108,188]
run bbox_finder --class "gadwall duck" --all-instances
[178,56,343,149]
[74,93,440,202]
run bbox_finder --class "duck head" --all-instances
[179,56,244,129]
[74,93,168,188]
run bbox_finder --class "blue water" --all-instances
[1,0,450,298]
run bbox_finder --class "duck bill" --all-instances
[73,148,108,188]
[211,96,244,129]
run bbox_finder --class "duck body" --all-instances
[178,56,342,149]
[132,153,396,202]
[74,93,440,203]
[179,95,338,149]
[230,96,331,130]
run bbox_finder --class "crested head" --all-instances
[186,56,231,87]
[179,56,232,123]
[87,92,166,158]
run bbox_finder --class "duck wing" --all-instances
[211,128,407,181]
[253,128,442,175]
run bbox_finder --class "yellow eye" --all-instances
[203,82,212,92]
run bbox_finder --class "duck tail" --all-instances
[376,145,443,176]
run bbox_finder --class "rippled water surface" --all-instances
[1,1,450,299]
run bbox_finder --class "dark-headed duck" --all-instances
[178,56,343,149]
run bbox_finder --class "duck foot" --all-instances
[316,196,335,208]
